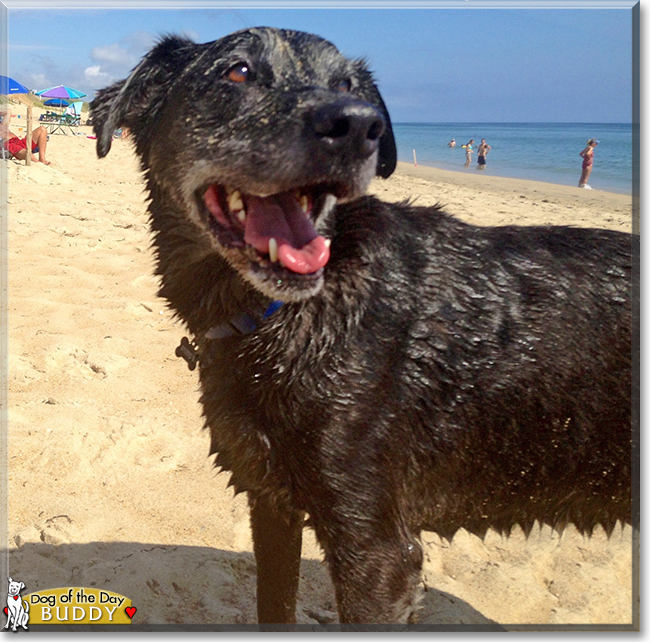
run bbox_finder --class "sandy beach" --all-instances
[2,111,636,628]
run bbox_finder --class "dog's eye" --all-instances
[225,64,250,83]
[334,78,351,93]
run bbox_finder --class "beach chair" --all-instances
[54,101,84,135]
[66,101,83,127]
[0,136,9,160]
[46,110,76,135]
[0,112,10,159]
[39,111,58,123]
[46,116,66,135]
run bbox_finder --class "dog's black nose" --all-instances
[311,100,385,159]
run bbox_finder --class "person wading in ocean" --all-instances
[579,138,599,189]
[476,139,491,170]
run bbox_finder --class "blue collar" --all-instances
[205,299,284,339]
[175,300,284,370]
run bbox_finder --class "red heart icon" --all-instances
[125,606,136,619]
[3,606,7,616]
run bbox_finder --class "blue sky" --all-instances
[3,1,637,123]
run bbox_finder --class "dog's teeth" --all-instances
[237,210,246,223]
[269,237,278,263]
[299,195,309,213]
[228,190,244,213]
[324,238,331,248]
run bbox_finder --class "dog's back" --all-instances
[350,201,632,540]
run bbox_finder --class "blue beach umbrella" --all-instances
[36,85,86,100]
[1,76,32,164]
[0,75,29,95]
[43,98,70,107]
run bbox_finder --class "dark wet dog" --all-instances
[91,28,635,625]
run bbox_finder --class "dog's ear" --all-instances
[353,61,397,178]
[19,582,24,590]
[91,35,198,159]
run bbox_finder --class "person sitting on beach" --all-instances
[477,139,491,170]
[464,139,474,167]
[579,138,599,189]
[448,138,456,147]
[0,107,50,165]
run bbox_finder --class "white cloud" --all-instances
[84,65,103,78]
[83,65,112,90]
[90,43,133,67]
[84,31,158,90]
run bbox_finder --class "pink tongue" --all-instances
[243,193,330,274]
[277,236,330,275]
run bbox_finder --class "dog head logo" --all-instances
[4,577,30,632]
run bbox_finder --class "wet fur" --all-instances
[91,28,635,625]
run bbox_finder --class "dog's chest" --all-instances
[198,326,335,479]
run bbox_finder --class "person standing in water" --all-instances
[579,138,599,189]
[464,139,474,167]
[476,139,491,170]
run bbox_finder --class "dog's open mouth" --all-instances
[201,184,334,276]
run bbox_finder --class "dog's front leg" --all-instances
[249,492,304,624]
[319,526,423,625]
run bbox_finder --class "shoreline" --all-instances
[368,161,633,235]
[393,160,633,202]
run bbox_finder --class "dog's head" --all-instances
[7,578,24,597]
[91,27,396,301]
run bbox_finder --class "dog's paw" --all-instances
[304,607,337,625]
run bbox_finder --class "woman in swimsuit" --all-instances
[464,139,474,167]
[579,138,599,189]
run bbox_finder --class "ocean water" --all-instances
[392,123,634,195]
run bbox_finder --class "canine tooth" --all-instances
[299,194,309,213]
[237,210,246,223]
[324,238,331,248]
[268,237,278,263]
[228,190,244,212]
